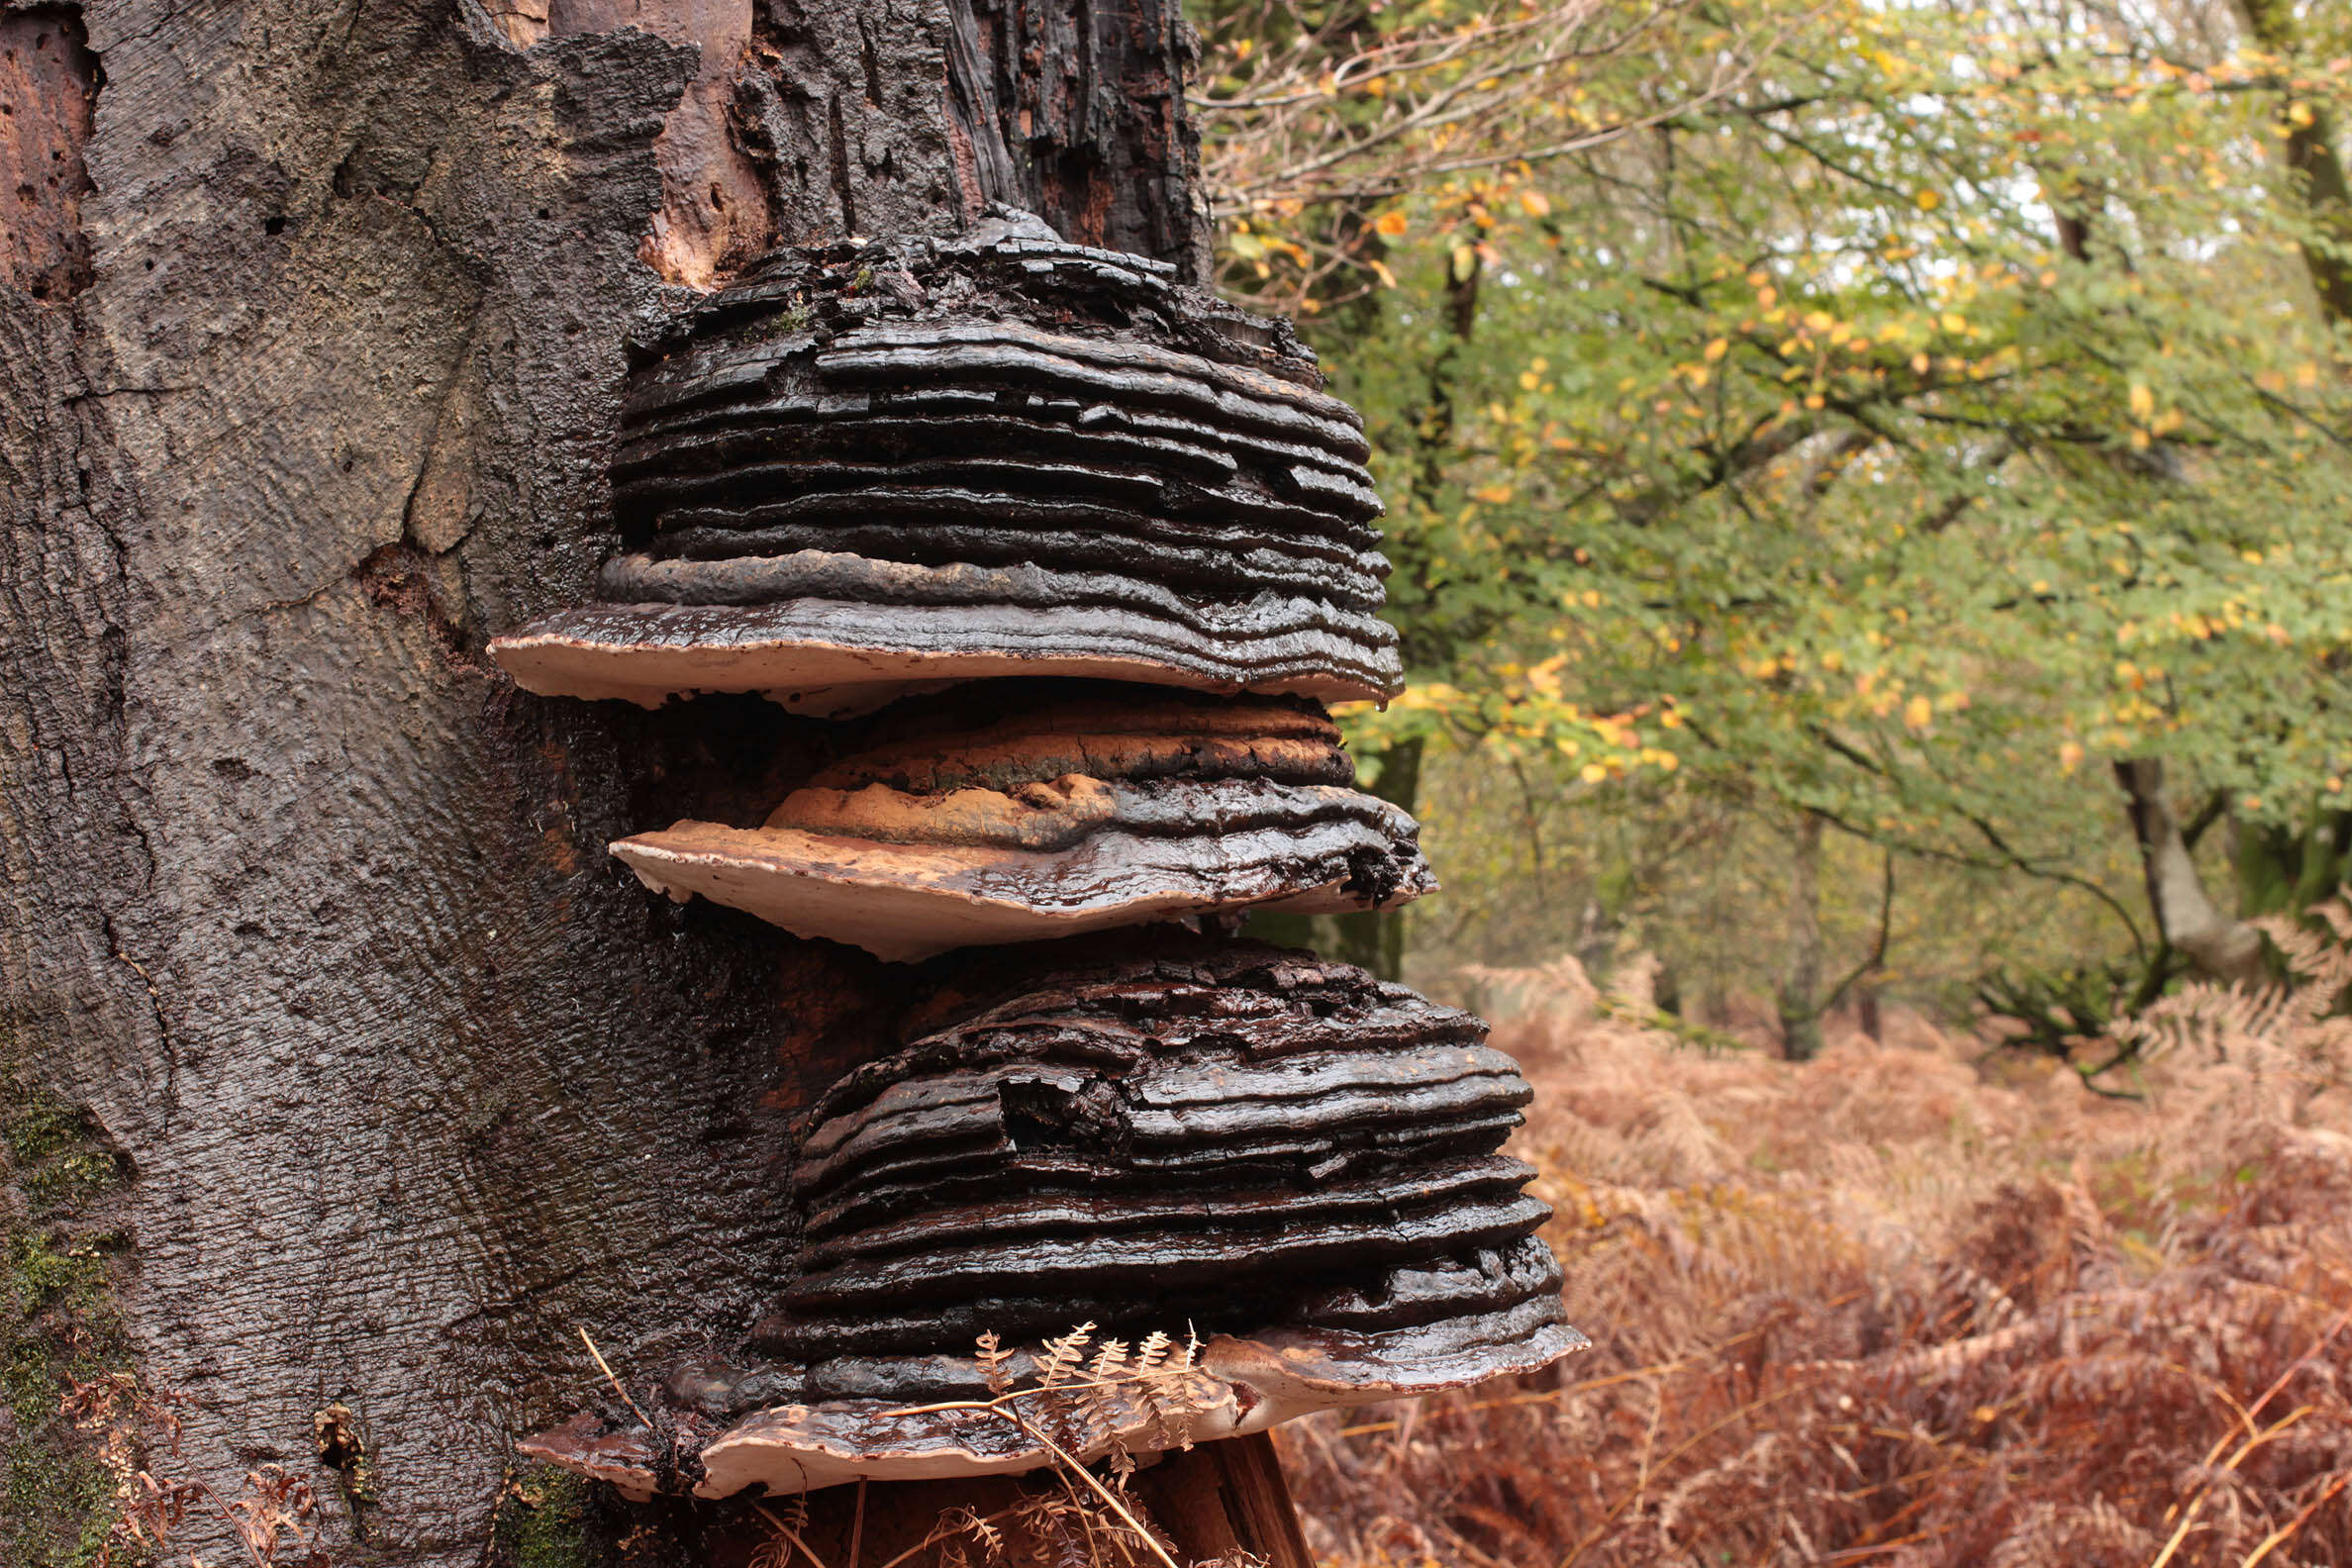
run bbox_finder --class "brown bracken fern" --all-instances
[1281,910,2352,1567]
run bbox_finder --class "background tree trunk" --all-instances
[2113,758,2268,987]
[0,0,1203,1562]
[1776,811,1826,1062]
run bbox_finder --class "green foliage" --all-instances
[1202,0,2352,996]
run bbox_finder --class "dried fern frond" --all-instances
[1276,947,2352,1568]
[1082,1339,1135,1473]
[1033,1324,1095,1391]
[932,1505,1008,1567]
[975,1330,1016,1398]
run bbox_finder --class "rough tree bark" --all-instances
[0,0,1209,1562]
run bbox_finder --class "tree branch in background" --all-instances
[1191,0,1785,305]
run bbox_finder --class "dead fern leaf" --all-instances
[975,1330,1016,1398]
[1034,1323,1095,1390]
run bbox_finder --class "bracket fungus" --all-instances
[610,685,1435,960]
[519,937,1582,1500]
[496,205,1578,1518]
[488,210,1403,716]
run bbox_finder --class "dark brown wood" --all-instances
[1134,1434,1315,1568]
[943,0,1209,280]
[630,1435,1308,1567]
[1211,1434,1319,1568]
[721,0,1208,279]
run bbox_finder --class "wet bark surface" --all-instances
[0,0,1206,1559]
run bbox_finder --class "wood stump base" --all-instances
[700,1433,1313,1568]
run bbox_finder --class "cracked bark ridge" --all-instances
[610,683,1435,959]
[727,0,1206,276]
[941,0,1207,279]
[489,208,1401,715]
[519,934,1582,1499]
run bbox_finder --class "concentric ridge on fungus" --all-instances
[517,937,1582,1499]
[488,210,1404,715]
[611,687,1436,960]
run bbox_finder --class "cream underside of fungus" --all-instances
[610,811,1420,962]
[605,691,1430,957]
[518,1321,1587,1502]
[487,606,1395,718]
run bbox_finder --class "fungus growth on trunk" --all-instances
[522,935,1579,1500]
[611,685,1433,959]
[488,209,1579,1512]
[488,211,1401,716]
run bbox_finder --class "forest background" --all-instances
[1184,6,2352,1562]
[1192,0,2352,1069]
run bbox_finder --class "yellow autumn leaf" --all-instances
[1704,338,1729,361]
[1374,209,1410,239]
[1471,483,1515,504]
[2059,740,2086,772]
[2128,382,2155,421]
[1904,694,1934,730]
[1914,188,1941,211]
[1519,190,1552,218]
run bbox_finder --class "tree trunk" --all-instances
[1776,810,1826,1062]
[0,0,1206,1562]
[2113,758,2268,987]
[2232,0,2352,329]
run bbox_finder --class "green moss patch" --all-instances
[0,1073,137,1568]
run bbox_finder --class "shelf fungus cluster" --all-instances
[611,685,1433,961]
[523,939,1581,1500]
[488,209,1401,718]
[502,209,1577,1501]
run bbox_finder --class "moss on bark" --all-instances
[1,1071,137,1568]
